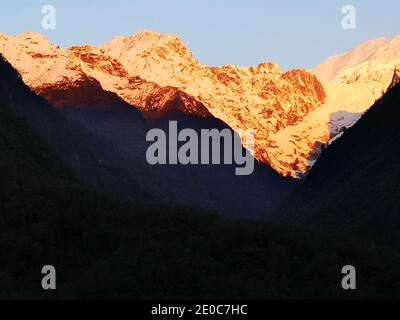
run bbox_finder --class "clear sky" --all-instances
[0,0,399,70]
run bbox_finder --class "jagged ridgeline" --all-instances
[0,31,327,178]
[1,32,400,179]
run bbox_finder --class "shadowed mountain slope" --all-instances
[0,54,295,218]
[1,99,400,299]
[276,82,400,247]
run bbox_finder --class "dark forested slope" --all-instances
[1,101,400,299]
[277,82,400,247]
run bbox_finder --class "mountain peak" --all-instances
[133,29,178,40]
[252,62,281,75]
[107,30,183,50]
[310,34,400,82]
[16,32,51,43]
[0,32,54,54]
[101,30,192,69]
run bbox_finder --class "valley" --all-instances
[1,0,400,302]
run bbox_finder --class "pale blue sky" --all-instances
[0,0,399,70]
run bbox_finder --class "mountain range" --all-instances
[3,31,398,179]
[0,31,400,210]
[1,50,400,299]
[1,28,400,299]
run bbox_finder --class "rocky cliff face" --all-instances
[2,31,399,178]
[0,32,210,118]
[103,31,328,177]
[0,31,328,177]
[388,67,400,90]
[272,35,400,176]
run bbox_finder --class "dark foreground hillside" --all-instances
[277,81,400,248]
[0,54,295,219]
[1,101,400,299]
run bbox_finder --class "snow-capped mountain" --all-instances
[0,32,211,117]
[310,35,400,82]
[273,35,400,173]
[0,31,398,178]
[0,31,326,177]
